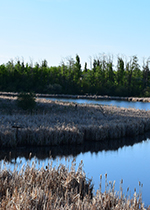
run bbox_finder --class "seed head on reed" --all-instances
[0,158,149,209]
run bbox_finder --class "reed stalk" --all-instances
[0,159,149,210]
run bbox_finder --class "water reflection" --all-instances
[1,134,150,206]
[0,135,150,206]
[1,132,150,162]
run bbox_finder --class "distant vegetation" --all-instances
[0,55,150,97]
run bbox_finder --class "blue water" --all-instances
[1,98,150,207]
[48,97,150,110]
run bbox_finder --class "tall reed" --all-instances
[0,158,149,210]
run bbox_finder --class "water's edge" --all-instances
[0,91,150,102]
[1,131,150,163]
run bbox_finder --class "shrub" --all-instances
[17,92,36,111]
[46,83,62,93]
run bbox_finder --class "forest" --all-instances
[0,54,150,97]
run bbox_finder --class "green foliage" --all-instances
[0,55,150,97]
[116,57,125,86]
[143,87,150,97]
[17,92,36,111]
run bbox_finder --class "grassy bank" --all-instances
[0,95,150,147]
[0,159,149,210]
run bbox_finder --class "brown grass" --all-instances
[0,158,149,210]
[0,95,150,148]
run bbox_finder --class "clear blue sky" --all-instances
[1,0,150,68]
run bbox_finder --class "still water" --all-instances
[49,97,150,110]
[1,98,150,206]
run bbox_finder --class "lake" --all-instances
[1,98,150,207]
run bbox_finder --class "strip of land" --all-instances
[0,91,150,102]
[0,95,150,148]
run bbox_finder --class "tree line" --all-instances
[0,55,150,97]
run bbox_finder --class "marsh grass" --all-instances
[1,95,150,147]
[0,158,149,210]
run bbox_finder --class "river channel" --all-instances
[1,98,150,207]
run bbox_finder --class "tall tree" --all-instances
[74,54,82,80]
[142,58,150,89]
[116,57,125,86]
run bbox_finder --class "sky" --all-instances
[0,0,150,69]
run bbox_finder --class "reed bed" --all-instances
[0,95,150,147]
[0,159,149,210]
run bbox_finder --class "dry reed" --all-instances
[0,158,149,210]
[1,95,150,147]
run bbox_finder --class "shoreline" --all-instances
[1,132,150,162]
[0,95,150,148]
[0,91,150,102]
